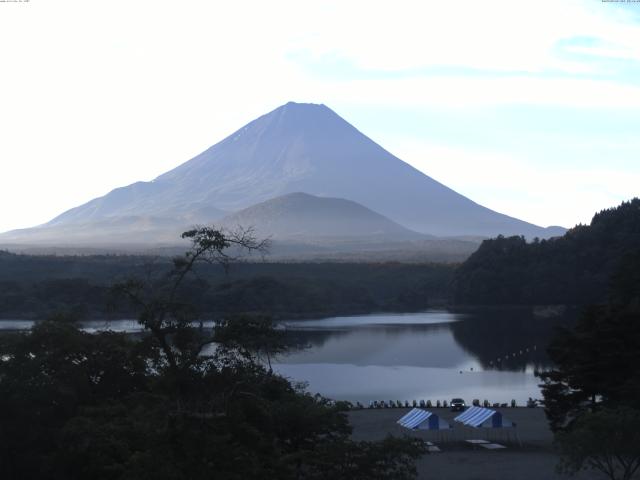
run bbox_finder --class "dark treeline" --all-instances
[0,251,454,319]
[452,198,640,306]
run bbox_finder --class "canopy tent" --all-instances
[454,406,516,428]
[397,408,452,430]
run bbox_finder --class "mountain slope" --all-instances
[2,101,564,245]
[0,215,194,246]
[219,192,425,240]
[152,101,563,237]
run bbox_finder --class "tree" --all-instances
[0,317,151,479]
[452,198,640,307]
[111,226,269,397]
[556,407,640,480]
[213,314,287,372]
[537,305,640,432]
[115,226,269,353]
[0,226,426,480]
[536,244,640,478]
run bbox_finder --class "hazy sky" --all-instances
[1,0,639,233]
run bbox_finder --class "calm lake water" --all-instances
[273,310,568,405]
[0,309,569,405]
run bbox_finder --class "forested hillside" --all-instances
[0,252,453,319]
[452,199,640,306]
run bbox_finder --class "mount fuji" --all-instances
[0,102,564,250]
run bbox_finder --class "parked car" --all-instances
[450,398,466,412]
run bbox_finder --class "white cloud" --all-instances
[293,0,640,73]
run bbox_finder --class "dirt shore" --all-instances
[348,408,601,480]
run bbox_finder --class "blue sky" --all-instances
[1,0,639,232]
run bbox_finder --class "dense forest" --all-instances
[0,251,454,320]
[452,199,640,306]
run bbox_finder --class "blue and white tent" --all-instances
[454,406,516,428]
[397,408,452,430]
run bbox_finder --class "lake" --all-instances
[0,309,569,405]
[273,310,568,405]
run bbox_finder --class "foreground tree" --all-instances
[536,250,640,479]
[213,314,287,371]
[112,226,269,372]
[538,306,640,431]
[0,226,425,480]
[537,248,640,433]
[556,407,640,480]
[538,306,640,432]
[0,318,151,479]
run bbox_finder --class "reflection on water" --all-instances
[273,310,573,404]
[282,311,461,329]
[0,309,573,404]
